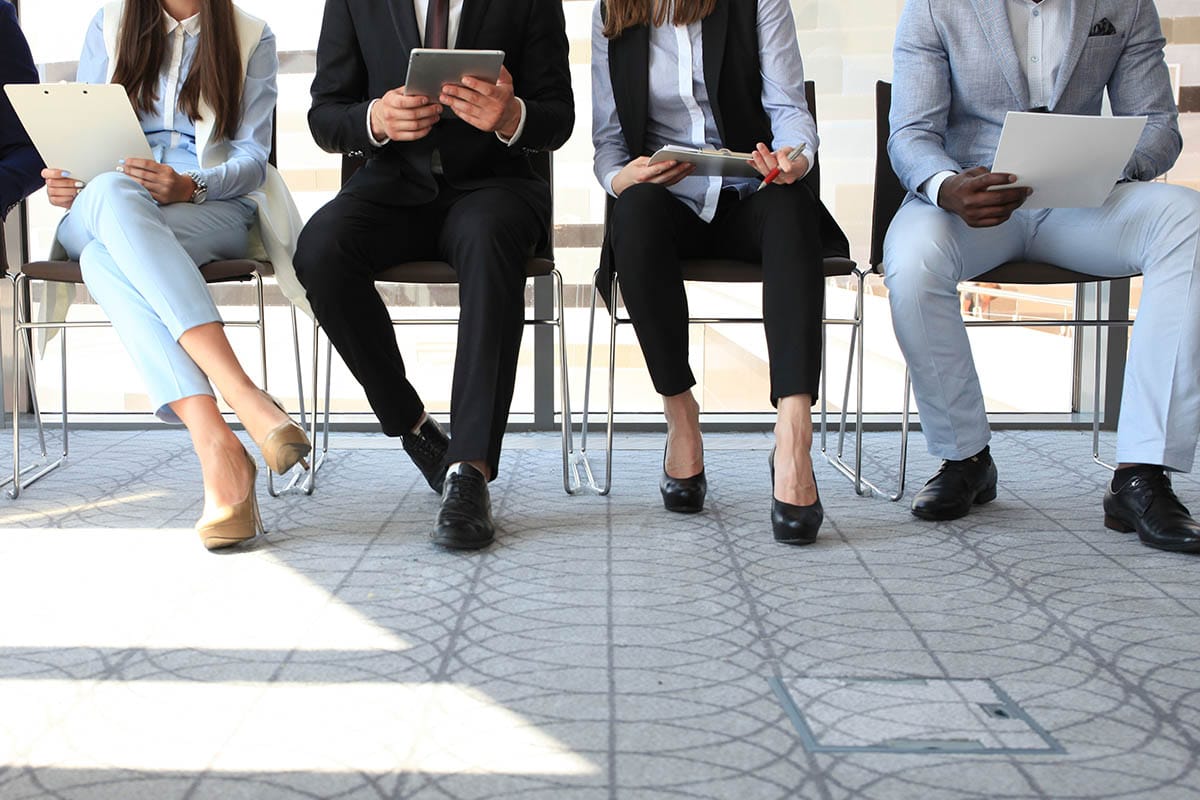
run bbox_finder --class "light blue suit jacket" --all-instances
[889,0,1182,197]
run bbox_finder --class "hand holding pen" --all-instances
[753,144,807,190]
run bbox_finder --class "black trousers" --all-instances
[607,181,825,404]
[293,180,543,478]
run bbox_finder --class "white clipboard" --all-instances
[991,112,1147,209]
[4,82,152,183]
[647,144,764,178]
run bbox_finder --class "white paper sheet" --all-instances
[990,112,1146,209]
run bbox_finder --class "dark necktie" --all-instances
[425,0,449,48]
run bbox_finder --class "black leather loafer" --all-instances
[401,416,450,494]
[1103,469,1200,553]
[660,444,706,513]
[911,448,998,521]
[769,448,822,545]
[432,464,495,550]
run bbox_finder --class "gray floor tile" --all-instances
[0,429,1198,798]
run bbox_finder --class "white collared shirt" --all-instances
[365,0,526,149]
[1005,0,1069,110]
[922,0,1069,205]
[161,11,201,152]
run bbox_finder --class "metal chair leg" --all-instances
[268,301,317,498]
[271,316,327,496]
[574,269,609,494]
[1091,286,1116,470]
[822,269,892,497]
[553,270,582,495]
[7,273,65,498]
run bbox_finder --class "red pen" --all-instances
[756,145,806,191]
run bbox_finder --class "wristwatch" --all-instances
[184,170,208,204]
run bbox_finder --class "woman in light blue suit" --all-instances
[41,0,309,550]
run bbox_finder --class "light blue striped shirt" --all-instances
[591,0,817,222]
[77,8,277,201]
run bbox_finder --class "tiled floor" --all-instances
[0,427,1198,800]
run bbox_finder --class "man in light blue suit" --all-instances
[885,0,1200,553]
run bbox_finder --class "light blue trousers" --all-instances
[56,172,256,423]
[884,181,1200,472]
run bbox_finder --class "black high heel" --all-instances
[661,442,706,513]
[769,447,823,545]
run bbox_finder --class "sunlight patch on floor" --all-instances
[0,680,599,775]
[0,529,408,652]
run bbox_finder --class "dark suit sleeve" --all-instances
[510,0,574,152]
[0,2,44,219]
[307,0,376,155]
[1108,0,1182,181]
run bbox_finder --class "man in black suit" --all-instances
[0,0,44,220]
[295,0,573,550]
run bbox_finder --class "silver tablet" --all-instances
[5,82,152,183]
[647,145,762,178]
[404,48,505,114]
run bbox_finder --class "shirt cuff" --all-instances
[603,169,621,198]
[496,98,527,146]
[921,170,957,207]
[365,99,388,148]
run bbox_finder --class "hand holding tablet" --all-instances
[404,48,505,102]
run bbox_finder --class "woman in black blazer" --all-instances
[592,0,848,544]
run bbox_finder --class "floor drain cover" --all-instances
[771,677,1063,755]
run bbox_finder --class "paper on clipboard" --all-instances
[990,111,1146,209]
[647,144,765,178]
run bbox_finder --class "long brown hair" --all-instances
[602,0,717,38]
[111,0,244,141]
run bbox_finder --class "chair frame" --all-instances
[0,219,53,494]
[872,81,1132,501]
[9,264,275,498]
[571,81,872,496]
[7,116,307,499]
[285,150,580,496]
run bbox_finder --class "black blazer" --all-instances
[308,0,574,223]
[0,1,43,220]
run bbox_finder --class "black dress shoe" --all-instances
[1103,469,1200,553]
[660,444,706,513]
[911,447,998,521]
[432,464,495,550]
[401,416,450,494]
[769,448,823,545]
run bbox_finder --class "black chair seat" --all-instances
[19,259,265,285]
[374,257,557,284]
[679,256,856,283]
[975,260,1114,285]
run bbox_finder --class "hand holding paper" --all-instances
[991,112,1147,209]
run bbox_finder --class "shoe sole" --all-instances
[775,533,818,546]
[431,532,495,550]
[1104,514,1200,553]
[911,485,997,522]
[266,441,312,476]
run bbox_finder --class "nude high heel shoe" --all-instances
[255,394,312,475]
[196,449,265,551]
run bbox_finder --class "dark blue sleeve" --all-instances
[0,2,45,219]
